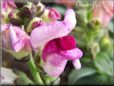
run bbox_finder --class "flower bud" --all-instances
[36,2,61,22]
[35,2,50,22]
[99,36,112,51]
[90,42,100,59]
[21,2,37,18]
[26,17,43,33]
[8,9,22,26]
[2,24,32,60]
[1,0,17,24]
[48,8,61,21]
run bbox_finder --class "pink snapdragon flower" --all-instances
[30,9,76,51]
[93,0,114,26]
[42,35,83,77]
[1,24,32,52]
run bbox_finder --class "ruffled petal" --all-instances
[30,9,76,50]
[43,53,68,77]
[60,48,83,60]
[72,59,81,70]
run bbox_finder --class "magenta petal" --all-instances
[55,35,76,50]
[30,9,76,50]
[42,40,59,61]
[72,59,81,70]
[60,48,83,60]
[43,53,68,77]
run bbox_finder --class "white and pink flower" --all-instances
[30,9,83,77]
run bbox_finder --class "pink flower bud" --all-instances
[1,0,16,24]
[48,8,61,21]
[26,17,43,33]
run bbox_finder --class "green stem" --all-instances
[27,53,44,84]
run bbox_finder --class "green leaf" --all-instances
[14,70,35,85]
[68,67,97,84]
[94,53,113,76]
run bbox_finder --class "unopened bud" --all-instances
[26,17,43,33]
[21,2,37,18]
[99,36,111,51]
[8,9,22,26]
[48,8,61,21]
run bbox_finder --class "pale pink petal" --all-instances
[43,53,68,77]
[72,59,81,70]
[93,0,114,26]
[9,25,18,44]
[30,9,76,50]
[102,0,114,16]
[9,25,24,52]
[23,38,32,52]
[60,48,83,60]
[12,39,25,52]
[1,24,10,32]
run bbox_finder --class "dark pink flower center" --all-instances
[55,35,76,51]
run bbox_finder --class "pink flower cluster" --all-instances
[1,0,83,77]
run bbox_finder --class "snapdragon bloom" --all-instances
[30,9,76,51]
[1,24,32,56]
[42,35,83,77]
[93,0,114,26]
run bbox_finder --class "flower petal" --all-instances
[72,59,81,70]
[60,48,83,60]
[42,39,59,61]
[43,53,68,77]
[30,9,76,50]
[1,67,17,85]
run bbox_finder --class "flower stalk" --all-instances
[27,52,44,84]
